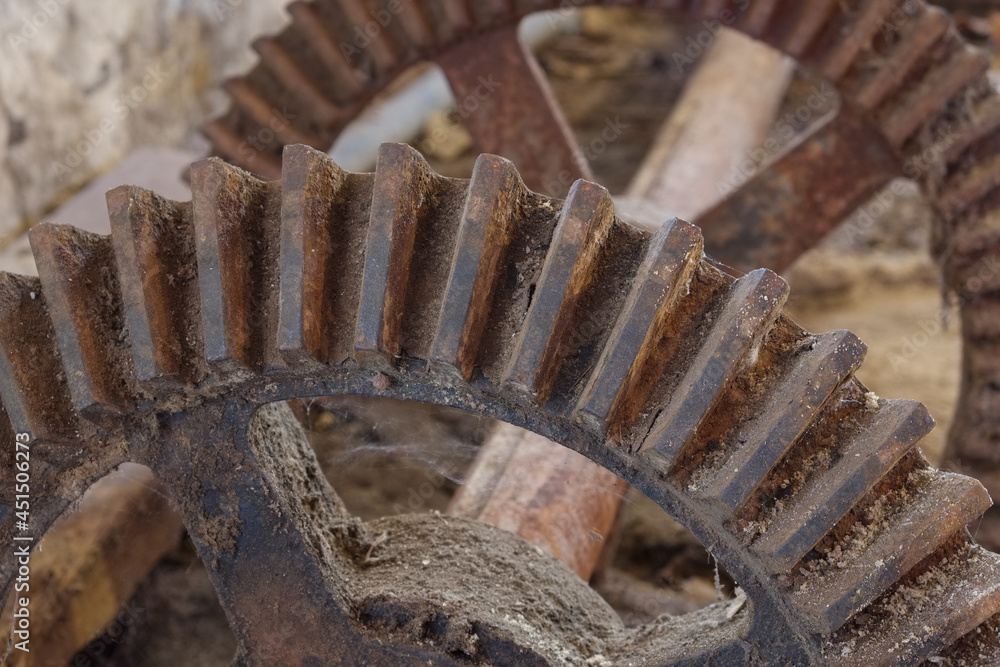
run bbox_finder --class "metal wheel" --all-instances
[1,143,998,664]
[204,0,1000,515]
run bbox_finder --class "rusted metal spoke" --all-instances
[436,26,592,197]
[696,105,900,273]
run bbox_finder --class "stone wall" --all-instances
[0,0,289,246]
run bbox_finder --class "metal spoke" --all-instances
[436,26,592,197]
[696,105,900,273]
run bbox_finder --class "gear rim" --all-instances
[0,143,998,663]
[203,0,1000,506]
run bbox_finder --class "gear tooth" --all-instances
[882,44,990,149]
[355,144,437,365]
[855,547,1000,667]
[642,268,789,463]
[653,0,690,9]
[153,2,1000,657]
[502,179,615,402]
[942,619,1000,665]
[394,0,435,50]
[287,1,365,97]
[223,78,320,147]
[474,0,516,25]
[335,0,399,74]
[278,144,348,363]
[575,218,702,432]
[942,94,1000,167]
[848,6,950,112]
[191,157,283,370]
[107,185,205,383]
[756,399,933,571]
[888,559,1000,665]
[253,35,346,126]
[791,470,992,634]
[430,153,526,380]
[691,0,733,19]
[0,273,77,437]
[772,0,840,58]
[700,330,867,512]
[201,118,283,181]
[938,153,1000,223]
[29,224,137,414]
[811,0,899,82]
[439,0,473,33]
[735,0,781,37]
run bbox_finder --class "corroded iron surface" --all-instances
[1,145,998,664]
[204,0,1000,521]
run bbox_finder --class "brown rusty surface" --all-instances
[0,274,77,437]
[646,269,788,463]
[28,225,136,414]
[502,180,614,403]
[107,186,205,383]
[576,219,703,433]
[429,153,525,379]
[190,158,283,369]
[696,106,901,274]
[276,143,366,365]
[356,144,435,361]
[791,471,992,633]
[8,0,1000,660]
[436,26,592,197]
[3,146,999,664]
[755,399,934,571]
[702,330,867,512]
[201,2,1000,527]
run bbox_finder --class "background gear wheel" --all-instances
[203,0,1000,513]
[1,143,999,664]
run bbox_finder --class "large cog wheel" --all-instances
[0,143,998,664]
[203,0,1000,510]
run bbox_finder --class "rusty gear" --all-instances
[0,143,997,664]
[203,0,1000,512]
